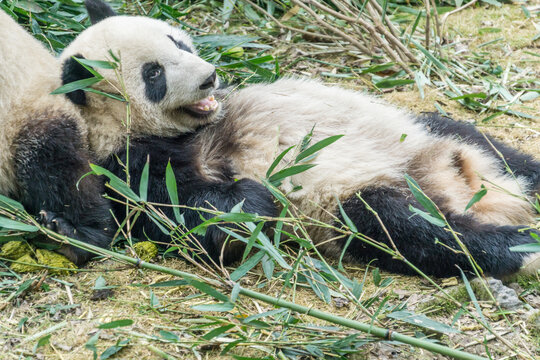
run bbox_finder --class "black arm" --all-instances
[14,115,112,265]
[102,135,276,265]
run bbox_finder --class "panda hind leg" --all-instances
[14,114,112,265]
[335,186,538,278]
[417,112,540,194]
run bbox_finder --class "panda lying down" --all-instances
[17,0,540,277]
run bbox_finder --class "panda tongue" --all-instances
[186,95,218,113]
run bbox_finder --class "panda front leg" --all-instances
[336,186,539,278]
[417,113,540,194]
[14,115,112,265]
[178,178,277,265]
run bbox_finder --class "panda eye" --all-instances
[148,68,161,79]
[142,63,164,82]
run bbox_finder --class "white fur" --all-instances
[520,253,540,275]
[60,16,220,160]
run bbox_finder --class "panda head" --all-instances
[60,0,221,140]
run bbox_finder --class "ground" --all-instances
[1,2,539,360]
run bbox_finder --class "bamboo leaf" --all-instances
[245,222,290,269]
[98,319,133,329]
[50,77,102,95]
[302,263,331,303]
[100,338,129,360]
[191,302,234,312]
[459,268,489,328]
[261,253,275,280]
[242,221,264,262]
[295,135,344,163]
[159,330,179,342]
[202,324,235,340]
[268,164,316,187]
[337,197,358,232]
[265,145,295,178]
[510,242,540,252]
[410,39,448,71]
[188,279,229,302]
[404,174,445,224]
[244,308,287,323]
[409,205,447,227]
[217,212,258,222]
[165,161,184,225]
[230,251,265,281]
[139,157,150,202]
[375,79,415,89]
[75,58,116,69]
[222,0,237,22]
[90,164,141,202]
[0,217,38,232]
[465,185,487,211]
[0,194,25,211]
[387,310,460,333]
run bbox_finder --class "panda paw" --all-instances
[39,210,76,237]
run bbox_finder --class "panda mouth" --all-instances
[182,95,219,118]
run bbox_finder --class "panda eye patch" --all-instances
[142,62,167,103]
[167,35,192,53]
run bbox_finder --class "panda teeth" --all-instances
[203,105,210,111]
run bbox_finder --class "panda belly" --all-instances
[224,78,538,277]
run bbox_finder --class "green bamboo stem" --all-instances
[42,233,486,360]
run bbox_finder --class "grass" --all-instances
[0,0,539,359]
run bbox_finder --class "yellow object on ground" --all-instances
[2,240,77,274]
[1,240,33,260]
[133,241,158,262]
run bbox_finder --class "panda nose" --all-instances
[199,71,217,90]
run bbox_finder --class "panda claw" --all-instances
[38,210,76,237]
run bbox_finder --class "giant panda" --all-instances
[61,0,539,277]
[58,0,277,264]
[0,10,111,264]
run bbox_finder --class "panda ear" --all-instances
[62,55,94,106]
[85,0,117,25]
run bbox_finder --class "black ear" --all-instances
[85,0,117,25]
[62,55,94,106]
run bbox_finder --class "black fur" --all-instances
[417,112,540,194]
[85,0,117,25]
[142,62,167,103]
[167,35,193,53]
[100,134,277,265]
[14,114,112,265]
[61,54,94,106]
[336,186,537,277]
